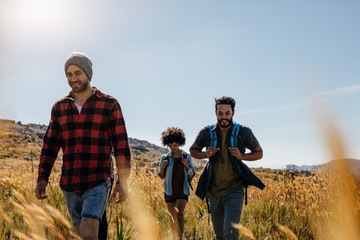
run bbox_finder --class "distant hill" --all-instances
[286,159,360,175]
[0,119,168,156]
[129,138,168,155]
[286,164,322,172]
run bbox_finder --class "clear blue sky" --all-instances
[1,0,359,168]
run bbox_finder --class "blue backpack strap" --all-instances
[209,124,217,148]
[230,123,241,148]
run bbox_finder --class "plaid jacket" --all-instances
[38,87,131,192]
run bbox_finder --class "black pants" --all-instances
[98,210,108,240]
[98,178,113,240]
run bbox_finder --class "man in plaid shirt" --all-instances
[35,52,131,240]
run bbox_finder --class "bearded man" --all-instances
[35,52,131,240]
[189,96,264,240]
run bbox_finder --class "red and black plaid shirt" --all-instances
[38,87,131,192]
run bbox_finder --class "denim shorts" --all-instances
[62,178,112,226]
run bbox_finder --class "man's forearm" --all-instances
[190,146,206,159]
[240,151,263,161]
[240,146,263,161]
[115,155,131,183]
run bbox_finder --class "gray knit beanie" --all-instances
[64,52,93,80]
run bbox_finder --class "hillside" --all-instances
[0,118,167,158]
[2,118,359,175]
[0,119,213,174]
[286,159,360,176]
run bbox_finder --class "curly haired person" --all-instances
[158,127,195,240]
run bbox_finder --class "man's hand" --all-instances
[35,181,48,200]
[206,147,220,158]
[228,147,242,160]
[113,181,128,203]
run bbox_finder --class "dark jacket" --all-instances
[195,124,265,200]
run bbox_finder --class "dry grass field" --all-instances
[0,119,359,239]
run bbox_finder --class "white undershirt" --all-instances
[74,102,82,114]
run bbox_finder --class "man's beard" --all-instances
[71,80,89,93]
[218,118,233,128]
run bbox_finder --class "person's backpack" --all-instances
[208,122,251,204]
[164,152,195,190]
[209,122,241,149]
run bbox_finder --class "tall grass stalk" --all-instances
[316,119,360,239]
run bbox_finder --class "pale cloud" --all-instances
[239,84,360,115]
[238,103,304,115]
[238,108,266,115]
[316,84,360,97]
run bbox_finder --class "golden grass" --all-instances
[232,223,256,240]
[276,223,298,240]
[314,119,360,240]
[0,116,359,239]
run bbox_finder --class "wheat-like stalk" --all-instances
[44,204,73,230]
[13,230,32,240]
[276,223,298,240]
[232,223,256,240]
[0,207,13,224]
[12,189,28,204]
[127,177,164,240]
[10,199,40,235]
[164,209,175,224]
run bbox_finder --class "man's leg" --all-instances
[224,191,244,240]
[79,217,100,240]
[208,196,225,240]
[81,179,112,240]
[61,191,82,234]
